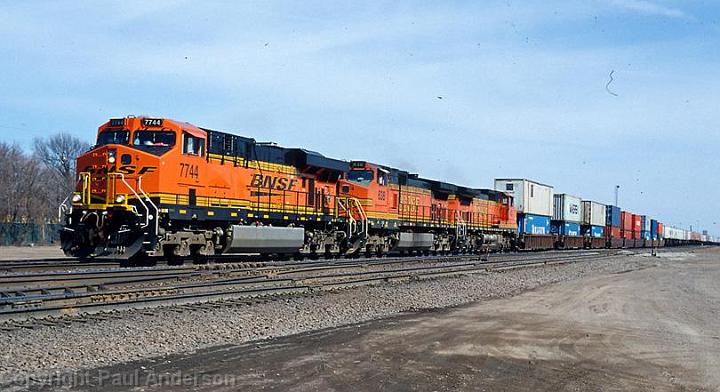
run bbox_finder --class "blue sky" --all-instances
[1,1,718,234]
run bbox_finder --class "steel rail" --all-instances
[0,251,618,324]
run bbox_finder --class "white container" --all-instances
[553,194,582,223]
[495,178,553,217]
[581,200,606,226]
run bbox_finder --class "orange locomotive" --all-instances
[60,116,517,261]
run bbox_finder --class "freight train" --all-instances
[59,116,716,262]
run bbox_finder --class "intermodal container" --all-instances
[495,179,554,217]
[650,219,659,240]
[604,226,621,238]
[582,201,606,227]
[632,214,642,234]
[551,221,581,236]
[641,215,651,232]
[606,205,621,227]
[658,222,664,239]
[641,231,651,240]
[517,213,551,235]
[621,211,633,231]
[586,225,604,238]
[553,194,582,223]
[622,229,633,239]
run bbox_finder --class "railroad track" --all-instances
[0,250,620,327]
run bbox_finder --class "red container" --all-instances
[632,230,640,239]
[632,214,642,232]
[622,229,633,239]
[604,226,621,238]
[621,211,633,231]
[658,222,664,236]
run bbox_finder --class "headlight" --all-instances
[108,149,117,164]
[115,195,126,203]
[71,194,82,203]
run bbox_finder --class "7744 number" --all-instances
[180,163,199,179]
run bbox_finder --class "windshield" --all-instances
[97,130,129,146]
[134,131,176,147]
[347,170,373,185]
[132,131,176,155]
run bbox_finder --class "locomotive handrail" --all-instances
[108,172,151,229]
[58,173,88,223]
[337,197,367,240]
[137,176,160,236]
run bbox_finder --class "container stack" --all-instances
[581,200,606,248]
[632,214,642,241]
[620,211,633,247]
[494,179,554,249]
[650,219,659,240]
[551,194,583,249]
[641,215,651,243]
[605,205,622,248]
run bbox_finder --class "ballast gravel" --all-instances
[0,252,677,384]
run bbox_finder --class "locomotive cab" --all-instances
[61,117,205,260]
[339,161,395,211]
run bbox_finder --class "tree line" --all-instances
[0,133,89,225]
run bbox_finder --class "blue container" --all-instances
[641,230,651,240]
[518,214,551,235]
[551,221,581,236]
[606,205,621,227]
[581,225,605,238]
[650,219,659,240]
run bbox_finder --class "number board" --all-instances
[109,118,125,127]
[142,118,163,127]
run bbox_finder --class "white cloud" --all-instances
[608,0,688,19]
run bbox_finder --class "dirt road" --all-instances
[21,249,720,391]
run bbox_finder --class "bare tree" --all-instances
[33,132,90,201]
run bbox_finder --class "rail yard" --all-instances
[3,2,719,390]
[2,246,717,391]
[0,115,718,391]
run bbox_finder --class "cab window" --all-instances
[183,133,205,156]
[97,130,129,146]
[346,170,373,185]
[377,170,388,186]
[132,131,176,155]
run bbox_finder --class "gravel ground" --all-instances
[0,251,687,386]
[0,246,66,261]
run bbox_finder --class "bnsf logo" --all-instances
[82,165,157,175]
[249,174,297,191]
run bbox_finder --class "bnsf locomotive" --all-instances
[60,117,518,262]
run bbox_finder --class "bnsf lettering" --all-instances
[250,174,297,191]
[82,165,156,175]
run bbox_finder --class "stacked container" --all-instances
[551,194,583,249]
[650,219,659,240]
[631,214,642,240]
[605,205,622,248]
[641,215,651,241]
[581,200,606,238]
[551,194,582,235]
[495,179,554,249]
[621,211,633,239]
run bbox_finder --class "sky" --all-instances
[1,0,718,234]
